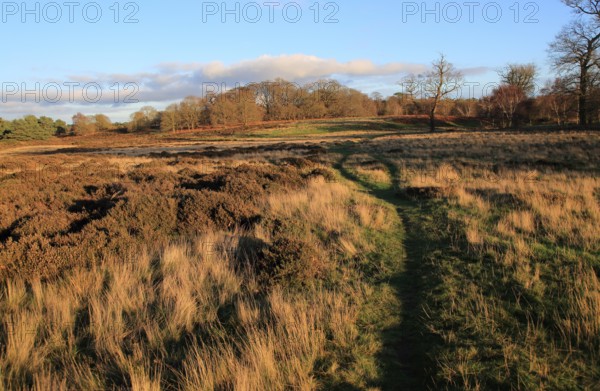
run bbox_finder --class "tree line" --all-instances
[0,115,68,141]
[108,0,600,134]
[399,0,600,131]
[128,79,378,133]
[2,0,600,140]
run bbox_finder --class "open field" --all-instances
[0,118,599,390]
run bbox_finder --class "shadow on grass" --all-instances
[331,143,448,390]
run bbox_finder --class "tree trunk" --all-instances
[579,65,588,126]
[429,101,438,132]
[579,94,587,126]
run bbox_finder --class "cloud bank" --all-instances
[1,54,491,121]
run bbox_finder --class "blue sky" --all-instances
[0,0,574,121]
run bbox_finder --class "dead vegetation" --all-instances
[372,129,600,389]
[1,122,599,389]
[0,145,396,389]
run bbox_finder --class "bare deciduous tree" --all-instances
[498,63,538,96]
[179,96,206,130]
[129,106,159,132]
[549,19,600,125]
[71,113,95,135]
[403,54,463,132]
[540,78,578,125]
[161,103,181,132]
[563,0,600,17]
[93,114,113,132]
[491,85,526,128]
[209,87,263,127]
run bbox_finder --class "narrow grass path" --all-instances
[330,145,448,390]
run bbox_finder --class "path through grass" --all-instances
[330,144,453,389]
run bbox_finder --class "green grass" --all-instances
[243,118,422,139]
[246,124,332,138]
[327,144,445,389]
[328,135,600,389]
[3,118,598,390]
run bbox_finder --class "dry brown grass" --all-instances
[556,261,600,352]
[3,122,599,389]
[0,149,390,389]
[397,159,599,254]
[267,177,392,258]
[377,129,600,388]
[268,177,353,233]
[0,230,368,390]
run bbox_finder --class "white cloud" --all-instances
[187,54,427,82]
[98,54,432,103]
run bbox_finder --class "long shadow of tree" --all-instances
[330,143,449,390]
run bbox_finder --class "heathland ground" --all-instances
[0,117,598,390]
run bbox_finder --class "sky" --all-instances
[0,0,575,122]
